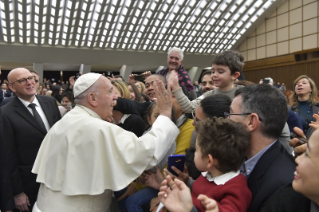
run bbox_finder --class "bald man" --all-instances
[0,68,61,212]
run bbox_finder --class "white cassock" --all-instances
[32,105,179,212]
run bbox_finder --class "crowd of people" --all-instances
[0,48,319,212]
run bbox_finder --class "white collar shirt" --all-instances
[18,96,50,132]
[201,170,240,185]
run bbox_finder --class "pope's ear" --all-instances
[87,92,98,106]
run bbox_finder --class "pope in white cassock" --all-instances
[31,73,179,212]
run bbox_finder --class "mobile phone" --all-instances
[135,74,145,82]
[262,79,270,84]
[66,103,72,110]
[106,71,113,77]
[75,73,81,80]
[290,132,308,146]
[167,154,185,176]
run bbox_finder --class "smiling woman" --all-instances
[290,75,319,137]
[293,129,319,211]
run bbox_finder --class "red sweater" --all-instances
[192,174,252,212]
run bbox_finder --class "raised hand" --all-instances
[158,175,193,212]
[309,113,319,131]
[153,80,172,119]
[167,70,180,91]
[289,127,307,157]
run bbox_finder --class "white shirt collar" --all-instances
[119,114,131,124]
[18,95,39,107]
[201,170,240,185]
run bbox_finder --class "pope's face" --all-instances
[96,77,118,120]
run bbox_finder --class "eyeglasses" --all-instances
[224,112,263,121]
[10,76,36,85]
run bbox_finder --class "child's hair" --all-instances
[144,102,176,130]
[212,50,244,75]
[195,117,250,173]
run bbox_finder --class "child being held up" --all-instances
[158,117,252,212]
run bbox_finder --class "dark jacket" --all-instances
[0,95,61,211]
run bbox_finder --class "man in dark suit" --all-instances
[229,84,296,212]
[0,83,12,105]
[0,68,61,212]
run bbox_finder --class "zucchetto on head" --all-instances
[73,73,102,98]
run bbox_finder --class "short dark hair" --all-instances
[195,117,250,173]
[61,91,74,107]
[200,94,232,118]
[212,50,244,75]
[201,70,212,81]
[151,74,167,84]
[114,75,125,82]
[235,84,288,139]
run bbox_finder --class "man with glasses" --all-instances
[0,68,61,212]
[1,70,40,107]
[227,84,296,212]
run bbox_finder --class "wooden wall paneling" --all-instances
[244,60,319,90]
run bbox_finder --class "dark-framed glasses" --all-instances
[224,112,263,121]
[10,76,36,85]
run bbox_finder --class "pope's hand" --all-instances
[153,80,172,119]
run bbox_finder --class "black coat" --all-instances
[247,140,296,212]
[0,95,61,211]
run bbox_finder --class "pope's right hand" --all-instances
[153,80,172,119]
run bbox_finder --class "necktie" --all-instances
[28,103,47,132]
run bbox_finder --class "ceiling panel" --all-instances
[0,0,276,54]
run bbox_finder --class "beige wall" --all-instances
[238,0,319,61]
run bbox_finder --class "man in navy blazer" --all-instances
[229,84,296,212]
[0,68,61,212]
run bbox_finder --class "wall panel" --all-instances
[244,60,319,90]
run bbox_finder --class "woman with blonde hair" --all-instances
[290,75,319,137]
[135,81,146,94]
[110,80,145,137]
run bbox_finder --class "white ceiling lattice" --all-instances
[0,0,275,54]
